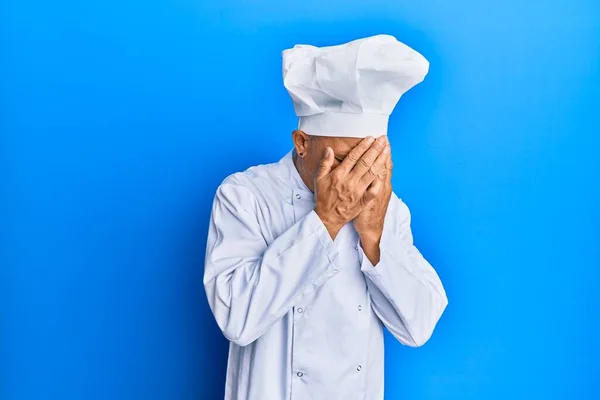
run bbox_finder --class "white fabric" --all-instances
[282,34,429,138]
[203,151,448,400]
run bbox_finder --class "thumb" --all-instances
[316,147,334,181]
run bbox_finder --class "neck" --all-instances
[292,153,315,192]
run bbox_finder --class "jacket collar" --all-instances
[279,149,315,201]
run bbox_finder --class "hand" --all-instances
[353,147,393,243]
[314,136,390,239]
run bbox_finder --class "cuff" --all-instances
[358,227,411,280]
[306,210,339,263]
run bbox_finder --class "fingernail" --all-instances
[366,136,375,144]
[383,145,390,154]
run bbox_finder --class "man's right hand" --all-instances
[314,135,390,240]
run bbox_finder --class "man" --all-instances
[204,34,448,400]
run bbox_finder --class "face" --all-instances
[292,130,364,192]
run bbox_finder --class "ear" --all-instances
[292,130,310,157]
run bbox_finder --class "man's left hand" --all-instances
[353,144,393,264]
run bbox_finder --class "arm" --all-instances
[359,194,448,347]
[203,177,340,347]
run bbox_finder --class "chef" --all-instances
[203,34,448,400]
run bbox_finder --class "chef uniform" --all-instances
[203,34,448,400]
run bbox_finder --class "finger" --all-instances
[315,147,334,181]
[336,136,375,175]
[350,135,388,179]
[377,153,391,180]
[358,144,390,190]
[362,176,384,204]
[385,148,393,170]
[384,150,393,180]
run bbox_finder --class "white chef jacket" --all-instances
[203,149,448,400]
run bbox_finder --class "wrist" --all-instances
[358,227,383,245]
[359,232,382,266]
[314,209,343,240]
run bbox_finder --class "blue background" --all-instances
[2,0,599,399]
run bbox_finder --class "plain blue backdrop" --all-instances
[2,0,599,399]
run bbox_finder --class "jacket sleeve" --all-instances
[203,178,341,347]
[359,194,448,347]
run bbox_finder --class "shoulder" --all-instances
[214,157,287,208]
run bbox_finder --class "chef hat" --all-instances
[282,34,429,138]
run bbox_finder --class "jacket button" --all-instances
[296,193,301,199]
[358,305,362,311]
[297,372,304,377]
[297,307,304,314]
[357,365,362,371]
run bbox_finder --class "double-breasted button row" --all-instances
[296,305,362,314]
[296,365,363,378]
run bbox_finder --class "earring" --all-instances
[298,152,305,158]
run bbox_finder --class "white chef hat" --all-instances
[282,34,429,138]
